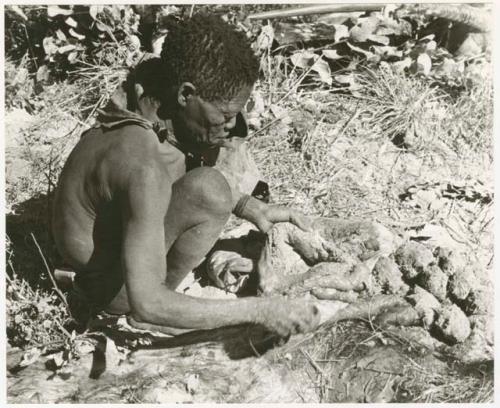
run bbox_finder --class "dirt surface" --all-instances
[7,322,312,403]
[6,217,493,403]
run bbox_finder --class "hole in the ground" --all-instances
[391,132,411,149]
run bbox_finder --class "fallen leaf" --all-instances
[67,51,79,63]
[47,5,73,18]
[456,33,484,57]
[322,49,342,60]
[50,351,65,368]
[68,28,85,40]
[392,57,412,72]
[95,21,109,32]
[350,25,369,42]
[89,5,104,20]
[290,50,315,69]
[420,34,435,42]
[415,53,432,76]
[334,24,349,42]
[311,58,332,85]
[55,29,67,41]
[426,40,437,51]
[367,34,390,45]
[19,348,42,367]
[57,44,77,54]
[128,35,141,50]
[350,15,380,42]
[65,16,77,28]
[108,5,122,21]
[42,37,58,56]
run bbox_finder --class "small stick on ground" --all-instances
[31,233,69,309]
[322,295,408,327]
[301,348,326,377]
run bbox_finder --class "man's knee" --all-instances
[174,167,233,216]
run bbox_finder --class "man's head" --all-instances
[159,14,259,149]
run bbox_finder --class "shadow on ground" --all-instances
[6,192,63,290]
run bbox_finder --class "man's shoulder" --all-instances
[78,124,159,167]
[95,124,162,165]
[79,125,172,189]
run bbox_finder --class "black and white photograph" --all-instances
[3,1,495,403]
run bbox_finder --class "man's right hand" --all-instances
[258,297,320,337]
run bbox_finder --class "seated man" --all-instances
[52,14,319,337]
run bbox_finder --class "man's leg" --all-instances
[164,167,233,289]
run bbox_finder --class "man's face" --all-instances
[171,85,252,150]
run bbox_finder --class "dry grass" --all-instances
[400,360,493,403]
[268,319,493,403]
[356,65,444,145]
[6,267,69,348]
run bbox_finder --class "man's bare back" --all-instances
[52,15,320,337]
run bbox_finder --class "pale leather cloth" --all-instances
[214,139,262,207]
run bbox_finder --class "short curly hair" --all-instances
[160,14,259,101]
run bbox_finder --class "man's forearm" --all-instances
[132,287,268,330]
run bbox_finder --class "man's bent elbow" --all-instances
[128,291,163,324]
[128,288,182,327]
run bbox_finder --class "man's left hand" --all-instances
[258,205,313,233]
[236,195,313,233]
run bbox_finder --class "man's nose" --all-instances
[224,116,237,131]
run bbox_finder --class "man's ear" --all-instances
[177,82,196,107]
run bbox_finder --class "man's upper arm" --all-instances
[120,165,170,311]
